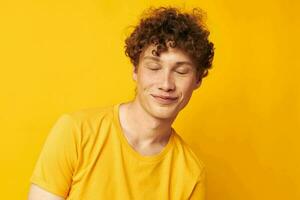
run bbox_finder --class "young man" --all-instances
[28,6,214,200]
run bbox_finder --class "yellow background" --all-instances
[0,0,299,199]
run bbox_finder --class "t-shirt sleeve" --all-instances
[189,168,206,200]
[30,114,80,198]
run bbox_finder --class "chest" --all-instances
[67,144,195,199]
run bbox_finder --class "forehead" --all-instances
[140,44,195,65]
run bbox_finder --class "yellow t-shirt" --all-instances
[30,103,206,200]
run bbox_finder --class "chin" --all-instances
[151,112,175,120]
[148,104,179,120]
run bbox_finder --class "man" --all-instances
[28,6,214,200]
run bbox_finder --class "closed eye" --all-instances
[176,71,188,74]
[144,62,161,70]
[175,69,190,74]
[174,66,190,75]
[149,68,160,70]
[146,65,161,71]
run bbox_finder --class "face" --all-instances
[133,44,202,120]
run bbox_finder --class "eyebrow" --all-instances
[143,56,160,62]
[143,56,194,67]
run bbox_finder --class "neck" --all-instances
[120,99,176,147]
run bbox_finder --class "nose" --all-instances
[158,70,175,92]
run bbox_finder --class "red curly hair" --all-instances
[124,6,215,80]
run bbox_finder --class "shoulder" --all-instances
[172,131,206,177]
[60,104,116,127]
[53,104,117,142]
[68,104,115,122]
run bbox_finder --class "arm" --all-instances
[29,114,79,199]
[28,184,65,200]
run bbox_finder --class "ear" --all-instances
[132,66,137,81]
[194,78,202,90]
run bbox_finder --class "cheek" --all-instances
[137,71,157,88]
[178,80,195,96]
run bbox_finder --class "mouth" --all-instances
[151,94,178,105]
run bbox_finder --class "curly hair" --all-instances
[124,6,215,80]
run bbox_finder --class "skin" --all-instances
[119,44,202,155]
[28,184,64,200]
[27,44,202,199]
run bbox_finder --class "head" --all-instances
[124,6,215,120]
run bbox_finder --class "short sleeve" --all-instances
[189,168,206,200]
[30,114,80,198]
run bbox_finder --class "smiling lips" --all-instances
[151,94,178,105]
